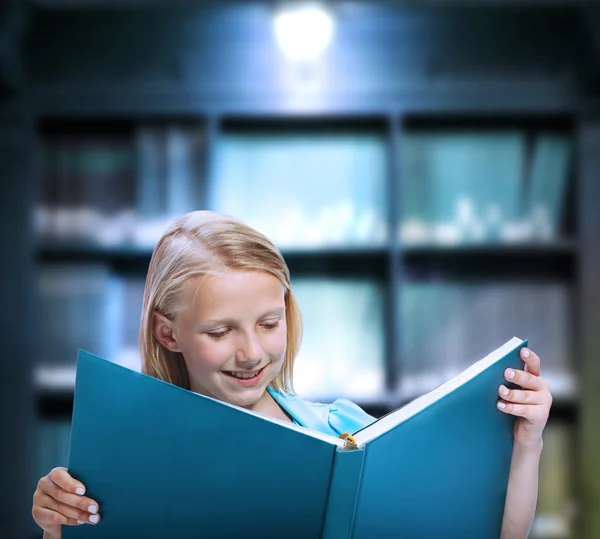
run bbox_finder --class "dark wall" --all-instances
[24,2,596,115]
[0,101,36,537]
[0,4,35,539]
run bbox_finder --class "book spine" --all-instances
[321,447,365,539]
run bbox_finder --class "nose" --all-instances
[236,331,263,365]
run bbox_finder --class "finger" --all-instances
[498,385,550,406]
[520,347,541,376]
[504,367,547,391]
[496,401,549,420]
[34,506,87,527]
[34,499,97,526]
[42,475,100,517]
[34,490,100,525]
[48,467,87,496]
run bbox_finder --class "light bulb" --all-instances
[274,3,334,62]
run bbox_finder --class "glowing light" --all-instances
[274,3,334,62]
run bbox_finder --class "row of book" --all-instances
[35,127,572,249]
[36,135,136,246]
[398,278,575,400]
[210,132,389,247]
[33,417,576,539]
[400,131,572,245]
[36,125,205,246]
[35,264,576,402]
[36,265,144,389]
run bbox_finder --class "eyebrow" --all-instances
[201,307,285,327]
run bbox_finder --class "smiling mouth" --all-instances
[223,366,266,380]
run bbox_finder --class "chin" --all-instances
[225,388,266,409]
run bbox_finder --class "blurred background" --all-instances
[1,0,600,537]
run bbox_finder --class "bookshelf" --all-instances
[8,2,600,539]
[32,112,582,539]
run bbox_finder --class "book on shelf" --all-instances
[399,130,572,246]
[63,337,526,539]
[400,130,525,245]
[37,135,136,245]
[292,278,385,400]
[398,278,575,400]
[527,133,572,241]
[133,124,205,246]
[36,267,146,389]
[38,264,111,373]
[209,131,388,248]
[36,125,205,248]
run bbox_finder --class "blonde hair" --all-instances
[139,210,302,393]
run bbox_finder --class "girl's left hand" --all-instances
[497,347,553,449]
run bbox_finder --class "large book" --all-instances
[63,337,527,539]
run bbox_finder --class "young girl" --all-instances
[32,210,553,539]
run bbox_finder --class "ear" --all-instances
[152,311,182,352]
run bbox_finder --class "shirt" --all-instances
[266,386,376,437]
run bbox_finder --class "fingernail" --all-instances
[522,349,530,358]
[76,487,85,495]
[88,505,98,514]
[77,520,85,525]
[501,386,509,396]
[508,369,515,379]
[89,515,99,524]
[497,401,506,409]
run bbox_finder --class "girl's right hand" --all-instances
[32,467,101,539]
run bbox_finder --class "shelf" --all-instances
[401,241,578,280]
[283,247,389,277]
[403,114,574,132]
[37,243,155,274]
[38,241,578,263]
[37,391,75,419]
[38,243,154,260]
[401,241,578,257]
[37,242,390,276]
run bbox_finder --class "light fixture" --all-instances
[273,3,335,62]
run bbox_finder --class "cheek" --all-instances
[182,335,232,370]
[265,324,288,357]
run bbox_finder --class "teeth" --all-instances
[228,370,260,379]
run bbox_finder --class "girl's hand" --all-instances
[497,347,553,449]
[32,467,101,538]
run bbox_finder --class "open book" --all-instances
[63,337,526,539]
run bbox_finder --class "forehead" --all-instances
[182,270,285,314]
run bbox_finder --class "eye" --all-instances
[261,320,280,330]
[207,329,231,340]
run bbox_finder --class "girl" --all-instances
[32,210,553,539]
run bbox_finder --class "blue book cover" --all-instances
[348,336,526,539]
[63,337,526,539]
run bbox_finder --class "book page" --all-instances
[353,336,524,446]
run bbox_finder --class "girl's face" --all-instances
[158,270,288,411]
